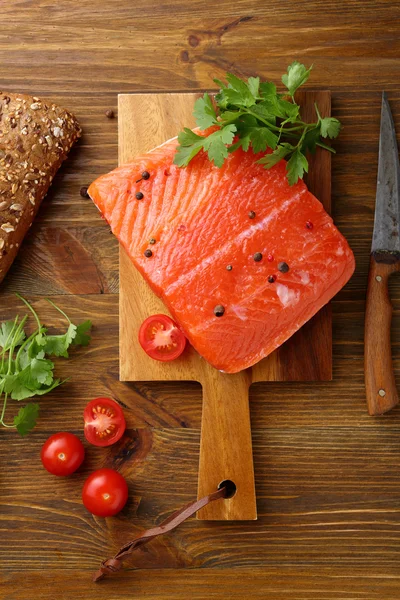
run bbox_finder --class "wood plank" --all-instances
[0,0,400,597]
[3,568,400,600]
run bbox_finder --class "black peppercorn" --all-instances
[105,109,115,119]
[141,171,150,180]
[268,275,276,283]
[80,186,90,199]
[144,249,153,258]
[248,211,256,219]
[253,252,263,262]
[214,305,225,317]
[226,265,233,271]
[278,261,289,273]
[135,192,144,200]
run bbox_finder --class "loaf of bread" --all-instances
[0,92,81,283]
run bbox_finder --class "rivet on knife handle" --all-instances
[365,256,400,415]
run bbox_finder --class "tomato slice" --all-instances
[84,397,126,447]
[138,314,186,362]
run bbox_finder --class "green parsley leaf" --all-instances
[18,357,54,389]
[10,378,61,401]
[193,93,217,130]
[259,81,277,100]
[320,117,341,139]
[301,125,321,155]
[247,76,260,98]
[175,62,340,184]
[282,61,313,96]
[174,128,204,167]
[174,144,203,167]
[287,148,309,186]
[72,321,92,347]
[257,143,295,168]
[43,323,77,358]
[225,73,256,107]
[202,125,236,167]
[0,320,25,351]
[244,127,278,153]
[177,127,204,146]
[14,403,39,436]
[0,295,92,434]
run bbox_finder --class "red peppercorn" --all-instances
[267,254,274,262]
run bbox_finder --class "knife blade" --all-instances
[365,92,400,415]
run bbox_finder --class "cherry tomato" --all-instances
[41,432,85,476]
[82,468,128,517]
[84,397,126,447]
[138,314,186,362]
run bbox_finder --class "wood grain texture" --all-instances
[365,256,400,415]
[0,0,400,598]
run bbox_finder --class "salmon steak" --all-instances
[89,135,355,373]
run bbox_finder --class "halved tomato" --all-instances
[84,397,126,447]
[138,314,186,362]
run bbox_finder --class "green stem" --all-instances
[46,298,71,324]
[316,140,336,153]
[0,315,19,372]
[0,391,9,426]
[15,293,42,332]
[7,316,27,375]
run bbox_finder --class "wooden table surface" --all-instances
[1,1,400,599]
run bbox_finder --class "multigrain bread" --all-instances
[0,92,81,284]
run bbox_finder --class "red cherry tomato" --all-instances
[83,397,126,447]
[138,314,186,362]
[41,432,85,476]
[82,468,128,517]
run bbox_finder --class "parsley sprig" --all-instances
[0,295,92,435]
[174,61,341,185]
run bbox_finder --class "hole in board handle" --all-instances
[218,479,237,499]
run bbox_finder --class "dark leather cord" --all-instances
[93,486,227,582]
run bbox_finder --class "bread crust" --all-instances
[0,92,81,283]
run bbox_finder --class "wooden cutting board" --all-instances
[119,90,331,520]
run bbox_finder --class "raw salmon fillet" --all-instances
[89,135,355,373]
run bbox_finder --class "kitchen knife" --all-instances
[365,92,400,415]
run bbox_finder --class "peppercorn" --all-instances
[306,220,314,230]
[253,252,263,262]
[135,192,144,200]
[80,186,90,199]
[105,109,115,119]
[278,261,289,273]
[141,171,150,180]
[144,249,153,258]
[268,275,276,283]
[214,305,225,317]
[248,211,256,219]
[226,265,233,271]
[149,238,156,245]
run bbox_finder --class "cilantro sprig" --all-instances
[0,295,92,436]
[174,61,341,185]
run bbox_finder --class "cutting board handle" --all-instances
[197,369,257,520]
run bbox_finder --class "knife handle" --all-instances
[365,255,400,415]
